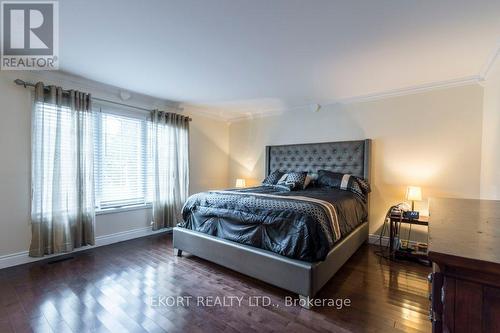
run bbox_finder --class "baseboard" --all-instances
[0,231,416,269]
[368,233,420,247]
[0,226,171,270]
[368,233,389,246]
[95,226,170,247]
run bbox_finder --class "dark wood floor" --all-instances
[0,233,431,333]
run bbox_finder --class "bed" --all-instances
[173,139,371,307]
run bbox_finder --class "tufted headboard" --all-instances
[265,139,371,180]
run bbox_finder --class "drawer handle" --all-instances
[427,273,433,282]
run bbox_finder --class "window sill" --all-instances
[96,203,152,216]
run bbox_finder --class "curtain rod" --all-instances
[14,79,192,121]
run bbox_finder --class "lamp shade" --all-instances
[406,186,422,201]
[235,178,246,188]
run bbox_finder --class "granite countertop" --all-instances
[428,197,500,264]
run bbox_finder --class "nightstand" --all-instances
[389,214,430,265]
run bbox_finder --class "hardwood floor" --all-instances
[0,233,431,333]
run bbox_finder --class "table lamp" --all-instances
[405,186,422,219]
[235,178,246,188]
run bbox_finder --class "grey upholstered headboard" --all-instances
[265,139,371,180]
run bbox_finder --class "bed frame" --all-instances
[173,139,371,307]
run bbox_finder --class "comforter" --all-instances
[179,185,367,262]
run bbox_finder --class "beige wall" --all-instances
[480,61,500,199]
[187,110,230,194]
[228,85,484,237]
[0,72,32,257]
[0,71,229,258]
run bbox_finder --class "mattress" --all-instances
[179,185,368,262]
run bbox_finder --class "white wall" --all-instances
[0,71,229,259]
[228,85,484,239]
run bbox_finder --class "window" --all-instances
[93,110,152,210]
[33,101,188,214]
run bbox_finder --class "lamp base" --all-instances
[403,211,419,220]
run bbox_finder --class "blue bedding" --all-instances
[179,185,367,262]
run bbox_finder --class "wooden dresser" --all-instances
[428,198,500,333]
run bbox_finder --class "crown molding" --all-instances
[181,102,288,123]
[226,108,286,123]
[181,104,234,123]
[336,75,481,105]
[227,75,481,123]
[479,42,500,81]
[16,70,482,124]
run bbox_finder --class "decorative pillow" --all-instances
[303,174,313,189]
[355,177,371,196]
[316,170,345,188]
[308,172,319,181]
[277,171,308,191]
[262,170,284,185]
[277,173,288,183]
[316,170,370,201]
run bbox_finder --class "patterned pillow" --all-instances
[316,170,343,188]
[316,170,370,201]
[355,177,371,196]
[262,170,284,185]
[277,171,308,191]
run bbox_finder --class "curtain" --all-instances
[30,82,95,257]
[150,110,190,230]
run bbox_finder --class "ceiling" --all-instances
[59,0,500,120]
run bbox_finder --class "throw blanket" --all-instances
[179,186,364,262]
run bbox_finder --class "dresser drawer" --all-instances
[430,261,500,333]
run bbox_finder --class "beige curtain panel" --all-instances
[150,110,190,230]
[30,82,96,257]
